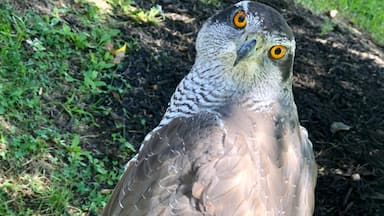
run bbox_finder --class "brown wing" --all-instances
[102,106,316,216]
[102,113,226,216]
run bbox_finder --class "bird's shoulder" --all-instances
[102,112,227,216]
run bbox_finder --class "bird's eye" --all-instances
[269,45,287,60]
[233,10,247,29]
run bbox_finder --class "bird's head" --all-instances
[194,1,295,101]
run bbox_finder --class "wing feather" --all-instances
[102,106,316,216]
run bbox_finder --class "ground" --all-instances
[2,0,384,215]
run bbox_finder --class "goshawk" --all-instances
[103,1,317,215]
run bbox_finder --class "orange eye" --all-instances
[233,10,247,29]
[269,45,287,60]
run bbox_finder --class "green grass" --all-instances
[108,0,163,25]
[294,0,384,45]
[0,0,161,214]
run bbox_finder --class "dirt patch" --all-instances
[102,0,384,214]
[290,5,384,214]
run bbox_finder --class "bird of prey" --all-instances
[103,1,317,215]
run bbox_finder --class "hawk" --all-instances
[103,1,317,215]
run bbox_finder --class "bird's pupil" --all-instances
[274,48,282,55]
[238,15,245,23]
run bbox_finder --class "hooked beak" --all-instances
[234,38,257,66]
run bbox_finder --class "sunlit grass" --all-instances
[295,0,384,45]
[108,0,163,24]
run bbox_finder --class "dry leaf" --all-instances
[111,91,121,102]
[330,121,352,134]
[112,43,127,64]
[329,10,338,18]
[112,43,127,55]
[105,43,114,52]
[38,87,43,95]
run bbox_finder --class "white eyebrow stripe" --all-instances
[243,1,249,12]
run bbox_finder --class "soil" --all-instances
[9,0,384,215]
[111,0,384,215]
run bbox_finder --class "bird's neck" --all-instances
[238,85,295,112]
[159,62,295,126]
[159,63,235,126]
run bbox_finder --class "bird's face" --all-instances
[195,1,295,98]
